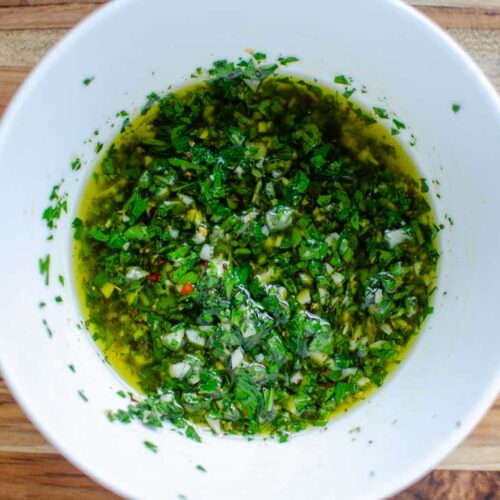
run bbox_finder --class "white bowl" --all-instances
[0,0,499,498]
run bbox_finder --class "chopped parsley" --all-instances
[452,103,461,113]
[185,425,202,443]
[75,57,438,438]
[253,52,267,62]
[39,254,50,285]
[343,87,356,99]
[71,158,82,171]
[143,440,158,453]
[83,77,95,86]
[393,119,406,130]
[78,390,88,402]
[334,75,352,85]
[42,319,53,338]
[42,182,68,231]
[372,106,389,119]
[278,56,299,66]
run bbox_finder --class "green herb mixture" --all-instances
[74,56,438,438]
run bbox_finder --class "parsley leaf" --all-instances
[278,56,299,66]
[372,107,389,119]
[144,440,158,453]
[39,254,50,285]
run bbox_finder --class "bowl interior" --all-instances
[0,0,499,498]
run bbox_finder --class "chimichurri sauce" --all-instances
[74,59,438,437]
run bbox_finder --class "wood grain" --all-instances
[0,454,498,500]
[411,0,500,7]
[0,67,27,115]
[443,398,500,471]
[0,3,102,30]
[0,0,100,6]
[391,471,500,499]
[0,0,499,8]
[0,380,53,454]
[449,28,500,91]
[0,0,499,498]
[0,1,499,31]
[0,452,119,499]
[419,6,500,28]
[0,30,64,66]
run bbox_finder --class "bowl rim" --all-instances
[0,0,499,498]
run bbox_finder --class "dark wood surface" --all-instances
[0,0,499,498]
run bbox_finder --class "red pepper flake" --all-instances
[180,283,194,295]
[222,263,228,270]
[130,395,138,403]
[148,273,161,281]
[156,258,166,265]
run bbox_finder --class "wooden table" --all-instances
[0,1,499,498]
